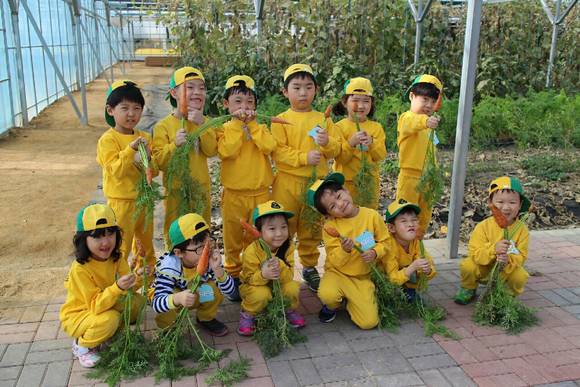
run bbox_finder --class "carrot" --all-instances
[240,218,261,239]
[324,226,364,253]
[145,167,153,185]
[196,238,211,276]
[324,105,332,119]
[179,82,188,118]
[434,92,442,112]
[269,116,292,125]
[489,203,508,229]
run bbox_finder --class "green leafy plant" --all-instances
[134,143,165,226]
[206,357,251,387]
[520,154,580,181]
[352,108,377,208]
[370,263,410,332]
[416,129,445,209]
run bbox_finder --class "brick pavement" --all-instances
[1,228,579,386]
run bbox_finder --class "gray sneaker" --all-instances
[302,267,320,292]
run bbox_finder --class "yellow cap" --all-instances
[168,213,210,249]
[251,200,294,226]
[76,204,117,232]
[225,75,255,91]
[344,77,373,96]
[168,67,205,108]
[385,198,421,223]
[488,176,530,213]
[283,63,314,82]
[405,74,443,99]
[105,80,140,127]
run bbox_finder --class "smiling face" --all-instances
[283,75,316,112]
[173,236,208,269]
[388,210,419,245]
[171,78,206,112]
[490,189,522,226]
[319,188,358,218]
[106,100,143,134]
[346,94,372,122]
[224,90,256,114]
[259,215,289,251]
[86,228,117,261]
[409,92,436,116]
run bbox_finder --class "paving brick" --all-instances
[503,357,550,385]
[34,321,60,341]
[0,323,39,336]
[541,290,574,306]
[0,310,24,326]
[19,307,46,324]
[44,305,61,313]
[0,366,20,381]
[0,333,35,345]
[267,360,299,386]
[25,348,71,364]
[357,349,413,375]
[120,376,169,386]
[312,352,367,383]
[0,380,15,387]
[305,331,351,357]
[473,373,527,387]
[15,363,45,387]
[40,312,59,322]
[534,382,577,387]
[374,372,423,386]
[42,360,72,387]
[520,328,576,353]
[347,335,394,352]
[247,362,270,378]
[29,339,70,353]
[462,360,511,378]
[267,343,309,361]
[489,343,537,359]
[171,375,198,387]
[477,333,523,347]
[437,341,477,365]
[553,288,580,304]
[556,364,580,380]
[290,358,322,386]
[417,369,452,387]
[234,376,274,387]
[398,342,444,358]
[439,366,477,387]
[408,353,456,371]
[0,344,30,367]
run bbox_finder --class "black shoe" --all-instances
[302,267,320,292]
[196,318,229,337]
[318,305,336,323]
[226,277,242,302]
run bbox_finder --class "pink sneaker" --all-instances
[237,312,255,336]
[286,310,306,328]
[72,340,100,368]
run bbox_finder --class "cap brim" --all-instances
[520,196,531,213]
[105,109,115,127]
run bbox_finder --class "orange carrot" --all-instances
[489,203,508,229]
[240,218,261,239]
[145,167,153,185]
[324,225,341,238]
[179,82,188,117]
[434,92,442,112]
[324,105,332,119]
[269,116,292,125]
[196,238,211,276]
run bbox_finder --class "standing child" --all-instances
[152,67,217,246]
[271,64,341,292]
[380,199,437,302]
[396,75,443,234]
[454,176,530,304]
[60,204,146,368]
[217,75,276,300]
[152,213,235,336]
[308,173,390,329]
[238,201,305,336]
[97,80,156,267]
[332,77,386,209]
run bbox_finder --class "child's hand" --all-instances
[360,133,373,147]
[134,266,151,277]
[360,249,377,263]
[232,109,256,123]
[495,239,510,255]
[340,237,354,253]
[315,128,329,146]
[173,290,197,308]
[187,108,204,125]
[117,273,136,290]
[175,128,187,147]
[426,115,440,129]
[307,150,322,165]
[348,132,365,147]
[130,137,146,151]
[496,253,509,264]
[209,247,224,278]
[261,258,280,280]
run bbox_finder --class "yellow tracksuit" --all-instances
[217,119,276,278]
[271,109,341,268]
[396,111,436,232]
[380,237,437,288]
[59,258,145,348]
[152,114,217,246]
[333,118,386,209]
[239,240,300,315]
[459,216,529,296]
[318,207,389,329]
[96,128,156,267]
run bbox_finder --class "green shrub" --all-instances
[520,154,580,181]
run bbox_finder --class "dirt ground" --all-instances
[0,63,173,302]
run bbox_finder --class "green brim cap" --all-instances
[488,176,531,214]
[404,74,443,100]
[251,200,294,226]
[105,80,138,127]
[306,172,345,209]
[385,198,421,223]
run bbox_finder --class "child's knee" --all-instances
[317,280,339,306]
[507,267,529,295]
[354,313,378,330]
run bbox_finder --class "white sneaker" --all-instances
[72,340,100,368]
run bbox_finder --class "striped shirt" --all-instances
[152,253,236,313]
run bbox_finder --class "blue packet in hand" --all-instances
[198,283,214,303]
[355,231,376,251]
[308,125,322,144]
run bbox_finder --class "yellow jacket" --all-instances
[271,109,341,178]
[397,111,434,175]
[333,118,386,181]
[380,237,437,288]
[217,119,276,191]
[96,128,152,200]
[151,114,217,187]
[240,240,295,286]
[60,258,131,329]
[323,207,390,277]
[468,216,529,275]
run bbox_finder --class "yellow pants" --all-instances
[396,171,432,233]
[108,198,156,268]
[222,188,270,278]
[163,182,210,250]
[155,280,223,329]
[459,258,529,296]
[318,270,378,329]
[272,172,321,268]
[240,280,300,315]
[66,294,146,348]
[344,178,380,210]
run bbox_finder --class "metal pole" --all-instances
[8,0,28,126]
[71,1,88,124]
[546,0,561,88]
[93,1,101,76]
[118,14,125,73]
[414,0,422,66]
[254,0,264,43]
[447,0,483,260]
[80,21,111,87]
[105,4,114,81]
[1,0,16,128]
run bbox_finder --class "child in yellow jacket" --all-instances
[152,67,217,246]
[217,76,276,299]
[396,74,443,235]
[60,204,146,368]
[308,173,389,329]
[271,64,341,292]
[238,201,305,336]
[96,80,156,267]
[332,77,386,209]
[380,199,437,302]
[454,176,531,304]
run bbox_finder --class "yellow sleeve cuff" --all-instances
[167,294,176,309]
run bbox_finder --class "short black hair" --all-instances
[173,229,210,253]
[332,94,376,118]
[409,82,440,100]
[73,226,122,264]
[106,83,145,109]
[387,207,419,224]
[283,72,318,89]
[254,213,289,232]
[313,182,344,216]
[224,83,258,103]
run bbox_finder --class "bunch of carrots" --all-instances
[134,142,164,226]
[351,102,376,208]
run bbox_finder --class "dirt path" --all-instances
[0,63,173,302]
